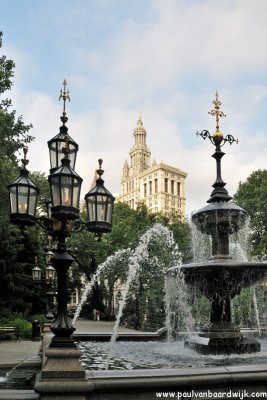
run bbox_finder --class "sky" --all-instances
[2,0,267,217]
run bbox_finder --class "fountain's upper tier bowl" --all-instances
[192,202,247,235]
[167,261,267,297]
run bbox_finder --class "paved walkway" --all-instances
[0,319,136,367]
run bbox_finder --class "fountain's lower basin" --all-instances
[78,337,267,370]
[167,260,267,354]
[4,337,267,399]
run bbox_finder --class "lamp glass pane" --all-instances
[72,179,81,208]
[28,188,37,215]
[106,200,113,224]
[69,152,76,170]
[51,176,60,206]
[60,176,73,206]
[18,186,29,214]
[49,143,58,170]
[96,195,106,222]
[9,187,18,213]
[86,197,95,221]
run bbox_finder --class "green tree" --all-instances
[0,32,43,319]
[233,169,267,257]
[0,32,33,162]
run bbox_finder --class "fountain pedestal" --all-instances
[185,321,260,355]
[177,256,267,355]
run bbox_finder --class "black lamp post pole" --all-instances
[50,252,75,343]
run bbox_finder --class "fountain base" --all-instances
[185,333,260,355]
[185,321,260,354]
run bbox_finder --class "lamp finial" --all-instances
[21,147,29,169]
[59,79,70,125]
[97,158,104,179]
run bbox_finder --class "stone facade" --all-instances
[116,113,187,218]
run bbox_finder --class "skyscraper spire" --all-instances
[137,111,143,128]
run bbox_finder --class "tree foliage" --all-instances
[0,31,33,162]
[0,32,46,319]
[233,169,267,257]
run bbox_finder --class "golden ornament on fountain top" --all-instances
[208,91,226,145]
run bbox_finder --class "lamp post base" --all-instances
[34,333,92,399]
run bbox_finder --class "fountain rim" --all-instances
[167,260,267,274]
[191,201,248,217]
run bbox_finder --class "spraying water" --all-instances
[252,286,262,337]
[72,248,131,324]
[104,223,181,369]
[0,355,39,385]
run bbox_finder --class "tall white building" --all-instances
[116,113,187,218]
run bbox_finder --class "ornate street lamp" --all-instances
[32,257,42,281]
[47,80,78,173]
[8,147,39,227]
[32,256,56,284]
[32,255,57,322]
[84,159,115,236]
[48,137,83,222]
[45,264,57,282]
[8,80,115,346]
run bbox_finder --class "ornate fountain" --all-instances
[169,92,267,355]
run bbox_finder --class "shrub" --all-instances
[13,318,32,339]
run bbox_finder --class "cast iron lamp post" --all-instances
[8,80,115,346]
[32,255,57,321]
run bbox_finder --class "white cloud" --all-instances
[3,0,267,219]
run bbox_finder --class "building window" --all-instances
[155,178,158,193]
[177,182,181,196]
[171,180,174,194]
[70,291,77,304]
[149,181,152,196]
[165,178,168,193]
[144,183,147,197]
